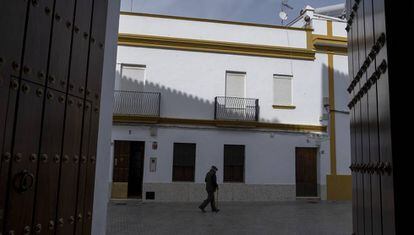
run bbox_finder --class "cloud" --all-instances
[123,0,345,25]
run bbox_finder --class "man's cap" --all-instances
[211,165,218,171]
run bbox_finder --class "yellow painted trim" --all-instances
[307,30,315,51]
[118,34,316,60]
[312,35,348,55]
[312,21,347,55]
[314,46,347,55]
[120,11,313,32]
[119,12,347,56]
[328,54,337,176]
[111,182,128,199]
[272,105,296,110]
[113,115,327,133]
[313,35,347,45]
[326,175,352,200]
[327,20,333,37]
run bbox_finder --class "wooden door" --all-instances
[295,148,317,197]
[113,141,130,182]
[0,0,109,233]
[32,90,65,235]
[3,82,44,234]
[346,0,410,233]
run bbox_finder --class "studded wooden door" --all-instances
[346,0,409,234]
[0,0,109,234]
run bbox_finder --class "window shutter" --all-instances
[226,72,246,98]
[224,145,245,182]
[172,143,196,182]
[273,75,293,105]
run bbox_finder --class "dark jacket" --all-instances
[205,170,218,192]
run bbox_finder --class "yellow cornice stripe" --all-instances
[120,11,313,32]
[118,33,316,60]
[113,115,327,133]
[312,34,348,55]
[313,35,347,46]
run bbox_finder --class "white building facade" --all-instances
[110,6,351,202]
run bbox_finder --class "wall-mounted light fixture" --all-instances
[152,141,158,150]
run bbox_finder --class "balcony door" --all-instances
[225,71,246,98]
[225,71,246,119]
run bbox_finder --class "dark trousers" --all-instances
[199,190,217,211]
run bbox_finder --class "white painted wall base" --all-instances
[143,183,296,202]
[319,184,327,200]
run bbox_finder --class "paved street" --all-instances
[107,200,352,235]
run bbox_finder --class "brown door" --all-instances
[0,0,108,234]
[346,0,406,234]
[295,147,317,197]
[113,141,130,182]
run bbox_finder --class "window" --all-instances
[172,143,196,182]
[225,71,246,98]
[120,64,146,91]
[273,74,293,106]
[224,145,245,182]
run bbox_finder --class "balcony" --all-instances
[214,96,259,122]
[113,90,161,117]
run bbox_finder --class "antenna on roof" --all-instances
[279,0,294,25]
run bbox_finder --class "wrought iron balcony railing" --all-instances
[113,90,161,117]
[214,96,259,121]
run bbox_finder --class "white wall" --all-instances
[335,113,351,175]
[112,13,351,201]
[119,14,308,48]
[333,55,351,175]
[334,55,350,112]
[116,46,326,126]
[92,1,120,235]
[332,21,347,37]
[312,19,328,35]
[112,125,330,185]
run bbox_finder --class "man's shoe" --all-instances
[199,206,206,213]
[213,209,220,213]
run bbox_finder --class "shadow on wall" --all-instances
[115,71,214,119]
[321,62,351,174]
[114,71,282,123]
[321,62,350,113]
[114,63,350,125]
[115,71,277,122]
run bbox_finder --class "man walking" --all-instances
[199,166,220,213]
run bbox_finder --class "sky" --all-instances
[120,0,345,25]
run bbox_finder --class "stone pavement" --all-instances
[106,200,352,235]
